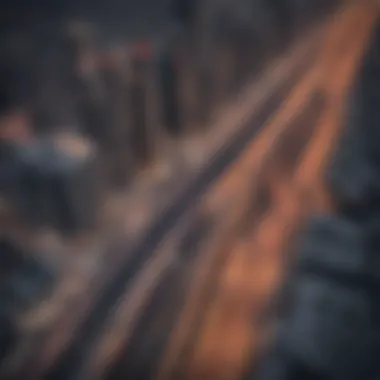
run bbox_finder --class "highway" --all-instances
[3,2,378,380]
[157,3,378,380]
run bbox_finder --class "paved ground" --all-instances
[2,2,378,380]
[156,3,378,380]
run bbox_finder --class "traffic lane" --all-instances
[17,25,320,380]
[155,65,321,380]
[44,15,329,380]
[80,3,375,380]
[156,3,366,378]
[79,61,320,380]
[183,4,378,380]
[294,0,379,209]
[12,2,372,380]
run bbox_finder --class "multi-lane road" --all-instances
[3,2,378,380]
[156,3,378,380]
